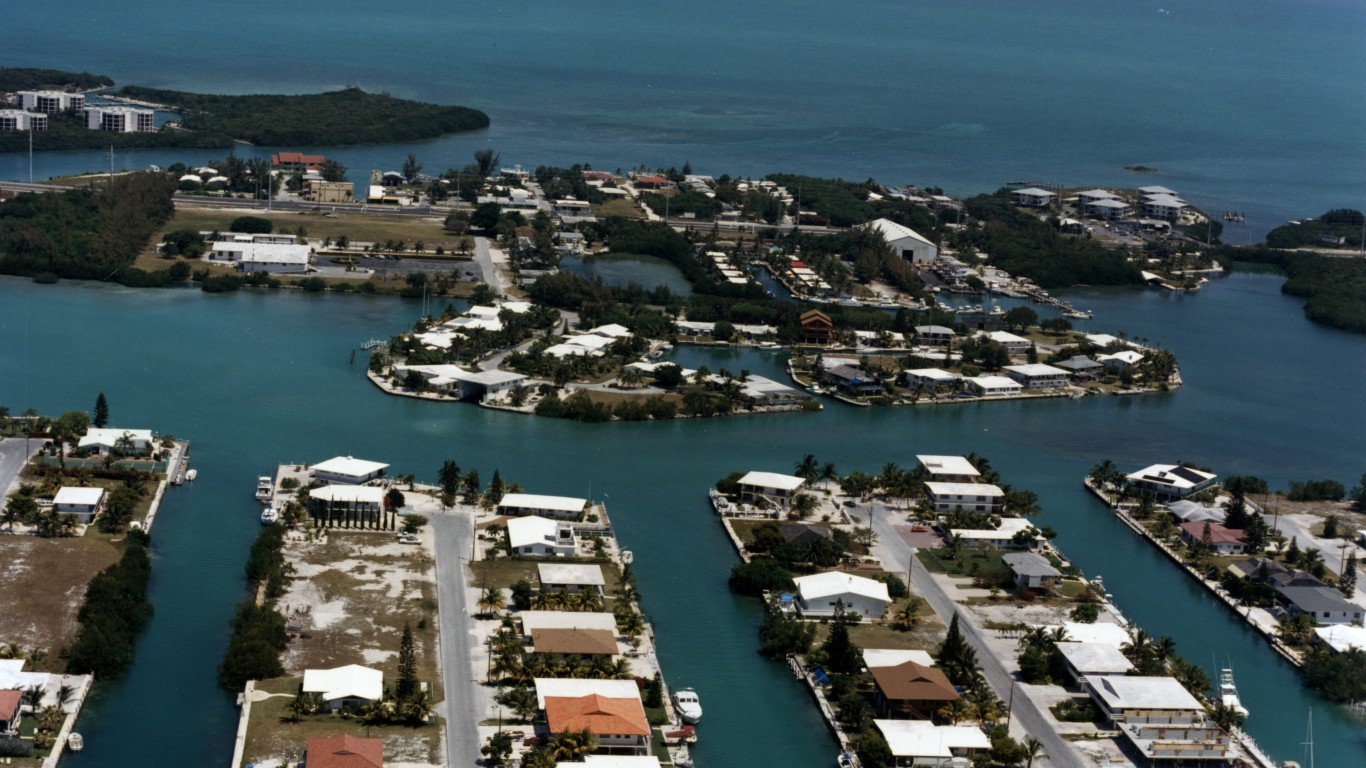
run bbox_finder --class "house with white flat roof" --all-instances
[1315,624,1366,653]
[0,110,47,131]
[508,515,578,557]
[499,493,589,520]
[520,611,619,637]
[1142,194,1186,220]
[964,376,1023,398]
[950,516,1040,550]
[308,486,386,525]
[1055,621,1131,647]
[903,369,960,390]
[1087,675,1203,725]
[925,482,1003,514]
[863,219,939,264]
[538,563,606,596]
[874,720,991,767]
[792,571,891,619]
[1055,642,1134,685]
[916,456,980,483]
[1085,198,1129,219]
[980,330,1029,353]
[862,648,936,669]
[78,427,153,455]
[312,456,389,484]
[302,664,384,711]
[1011,187,1055,207]
[53,486,105,523]
[564,757,662,768]
[1125,464,1217,500]
[736,471,807,506]
[1076,189,1119,205]
[1003,363,1070,389]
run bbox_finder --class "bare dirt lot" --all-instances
[0,536,121,669]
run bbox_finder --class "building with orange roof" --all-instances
[543,693,650,755]
[305,734,383,768]
[0,689,22,734]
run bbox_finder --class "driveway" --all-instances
[473,237,512,297]
[0,436,45,498]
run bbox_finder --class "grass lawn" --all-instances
[166,206,455,249]
[0,535,122,668]
[471,558,542,589]
[916,548,1009,581]
[579,389,683,408]
[243,675,442,767]
[594,198,645,219]
[810,598,946,653]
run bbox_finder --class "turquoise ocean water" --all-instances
[3,0,1365,232]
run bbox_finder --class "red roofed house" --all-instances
[870,661,960,719]
[544,694,650,755]
[305,734,383,768]
[633,175,670,189]
[272,152,328,172]
[0,690,22,734]
[1178,521,1249,556]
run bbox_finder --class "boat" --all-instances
[67,733,83,752]
[672,687,702,724]
[1064,309,1093,320]
[255,476,273,503]
[837,753,854,768]
[185,468,198,482]
[260,507,280,526]
[1218,668,1249,717]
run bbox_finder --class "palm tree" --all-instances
[550,728,598,762]
[936,698,972,725]
[790,493,819,520]
[794,454,820,483]
[617,611,645,638]
[1023,736,1046,768]
[890,601,922,632]
[478,587,507,616]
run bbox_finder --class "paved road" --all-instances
[1269,513,1364,595]
[0,437,45,498]
[865,501,1084,768]
[472,237,511,297]
[430,510,480,768]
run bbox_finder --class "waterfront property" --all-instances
[52,485,105,523]
[307,485,387,527]
[869,661,959,720]
[1177,521,1248,555]
[1001,552,1062,589]
[508,515,579,557]
[916,455,980,484]
[530,627,619,660]
[924,481,1003,514]
[1054,642,1133,686]
[736,471,807,507]
[862,219,939,264]
[543,693,651,756]
[17,90,84,114]
[1087,675,1203,725]
[499,493,590,520]
[0,109,47,131]
[311,455,389,485]
[538,563,606,596]
[77,426,153,455]
[791,571,891,619]
[964,375,1023,398]
[1125,464,1217,501]
[519,610,619,637]
[301,664,384,712]
[209,240,312,273]
[948,516,1040,550]
[1276,585,1364,625]
[304,734,383,768]
[873,719,990,767]
[1053,356,1104,381]
[84,105,155,133]
[1002,363,1070,390]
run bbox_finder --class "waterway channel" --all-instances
[0,271,1362,767]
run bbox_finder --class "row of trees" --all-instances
[65,533,153,678]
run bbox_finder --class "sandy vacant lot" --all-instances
[0,535,121,668]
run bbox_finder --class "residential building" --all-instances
[52,486,105,523]
[1012,187,1055,207]
[964,376,1024,397]
[736,471,806,506]
[791,571,891,619]
[1097,350,1144,370]
[1003,363,1070,390]
[1142,194,1186,220]
[925,482,1003,514]
[312,456,389,485]
[543,694,650,756]
[85,105,155,133]
[553,198,597,223]
[272,152,328,171]
[530,627,618,660]
[873,720,991,767]
[826,364,884,396]
[779,523,834,547]
[1075,189,1119,206]
[1119,722,1230,763]
[18,90,83,114]
[1138,186,1178,197]
[1177,521,1248,555]
[564,757,662,768]
[395,364,528,402]
[308,485,386,524]
[912,325,956,347]
[799,309,834,345]
[305,734,383,768]
[1125,464,1217,501]
[980,330,1029,353]
[1053,356,1104,381]
[863,649,936,669]
[302,664,384,712]
[533,678,640,708]
[1001,552,1062,589]
[499,493,589,520]
[1277,585,1365,625]
[0,110,46,131]
[863,219,939,264]
[78,427,153,455]
[903,369,960,390]
[869,661,959,719]
[0,690,21,735]
[1314,624,1366,653]
[1054,642,1133,686]
[916,455,980,484]
[538,563,606,596]
[1087,675,1204,725]
[949,517,1040,550]
[520,611,619,638]
[1055,621,1131,647]
[307,180,354,203]
[508,515,578,557]
[1085,198,1129,219]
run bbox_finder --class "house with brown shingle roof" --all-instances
[870,661,959,719]
[799,309,834,345]
[305,734,383,768]
[531,627,619,659]
[544,694,650,755]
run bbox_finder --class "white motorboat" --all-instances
[185,468,198,482]
[261,507,280,526]
[255,476,273,503]
[1218,668,1249,717]
[67,733,83,752]
[672,687,702,724]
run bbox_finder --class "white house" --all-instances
[1003,363,1070,390]
[874,719,991,767]
[1125,464,1217,500]
[508,515,578,557]
[980,330,1029,353]
[1055,642,1134,685]
[1076,189,1119,206]
[312,456,389,484]
[78,427,153,455]
[499,493,589,520]
[913,326,956,347]
[1085,198,1129,220]
[950,516,1040,550]
[52,486,105,523]
[1142,194,1186,221]
[1097,350,1144,370]
[309,485,386,516]
[916,455,980,484]
[792,571,891,619]
[925,482,1004,514]
[863,219,939,264]
[210,241,311,273]
[1001,552,1062,589]
[1011,188,1056,208]
[520,611,619,638]
[302,664,384,711]
[1087,675,1204,725]
[736,471,807,506]
[533,677,641,709]
[84,105,155,133]
[964,376,1023,398]
[18,91,83,113]
[904,369,960,390]
[538,563,606,596]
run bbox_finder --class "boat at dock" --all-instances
[255,476,273,503]
[672,687,702,724]
[260,506,280,526]
[67,733,83,752]
[185,468,197,481]
[1219,668,1250,718]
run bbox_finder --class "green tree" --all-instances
[462,470,482,504]
[481,732,514,766]
[395,621,419,701]
[92,392,109,428]
[1002,306,1038,331]
[474,148,500,179]
[820,605,864,674]
[1339,552,1358,598]
[794,454,820,483]
[2,495,36,531]
[402,153,423,183]
[487,469,506,505]
[438,459,461,499]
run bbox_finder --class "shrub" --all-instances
[229,216,273,234]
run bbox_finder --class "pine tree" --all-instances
[1285,537,1302,567]
[487,469,505,505]
[462,470,481,504]
[395,622,418,701]
[93,392,109,428]
[438,459,461,497]
[1339,552,1357,598]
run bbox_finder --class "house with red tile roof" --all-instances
[1178,521,1249,556]
[0,690,22,734]
[305,734,383,768]
[544,693,649,755]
